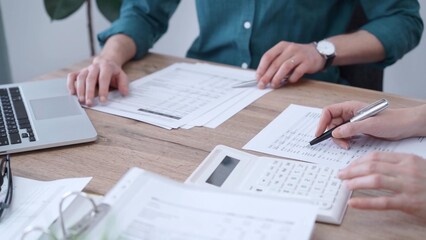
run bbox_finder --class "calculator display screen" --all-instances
[206,156,240,187]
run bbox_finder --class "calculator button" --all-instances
[248,160,343,211]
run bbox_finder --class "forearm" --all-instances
[411,105,426,137]
[328,30,385,66]
[359,0,423,67]
[95,34,137,67]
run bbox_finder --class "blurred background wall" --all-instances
[0,4,11,83]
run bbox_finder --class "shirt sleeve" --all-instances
[97,0,181,60]
[359,0,423,68]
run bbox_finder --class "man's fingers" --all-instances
[67,72,78,95]
[116,71,129,96]
[257,42,287,79]
[270,58,299,88]
[287,62,306,83]
[259,52,290,88]
[98,65,114,103]
[85,65,100,106]
[76,69,89,103]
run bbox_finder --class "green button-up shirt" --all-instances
[98,0,423,84]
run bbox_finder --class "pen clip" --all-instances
[351,98,388,122]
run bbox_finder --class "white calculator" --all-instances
[186,145,352,225]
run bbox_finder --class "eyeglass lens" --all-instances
[0,155,13,219]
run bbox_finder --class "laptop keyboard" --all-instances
[0,87,35,146]
[247,160,341,210]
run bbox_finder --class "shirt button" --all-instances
[243,21,251,29]
[241,62,249,69]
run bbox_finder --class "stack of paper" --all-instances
[83,168,317,240]
[29,168,316,240]
[91,63,272,129]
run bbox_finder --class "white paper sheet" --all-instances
[90,63,271,129]
[0,176,91,240]
[86,168,317,240]
[244,104,426,168]
[204,89,266,128]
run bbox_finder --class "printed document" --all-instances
[84,168,317,240]
[244,104,426,168]
[0,176,91,240]
[90,63,271,129]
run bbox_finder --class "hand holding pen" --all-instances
[311,99,389,149]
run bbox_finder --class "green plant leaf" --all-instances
[44,0,86,20]
[96,0,122,22]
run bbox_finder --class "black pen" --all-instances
[309,99,389,146]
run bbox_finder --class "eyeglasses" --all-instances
[0,154,13,220]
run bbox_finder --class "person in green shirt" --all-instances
[67,1,423,106]
[315,101,426,220]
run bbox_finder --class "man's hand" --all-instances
[256,41,325,89]
[66,34,136,106]
[67,57,129,106]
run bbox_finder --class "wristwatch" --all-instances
[314,40,336,70]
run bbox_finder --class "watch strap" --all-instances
[323,54,335,70]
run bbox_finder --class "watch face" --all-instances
[317,40,335,56]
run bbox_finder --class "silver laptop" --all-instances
[0,78,97,155]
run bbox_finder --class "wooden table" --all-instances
[16,53,426,239]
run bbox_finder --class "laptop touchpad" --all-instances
[30,96,81,120]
